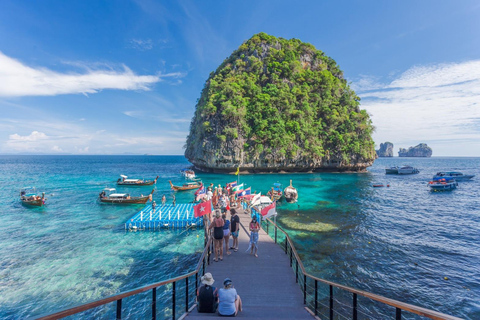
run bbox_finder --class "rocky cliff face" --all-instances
[185,33,376,173]
[376,142,394,157]
[398,143,432,157]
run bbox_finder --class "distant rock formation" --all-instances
[376,142,394,157]
[398,143,432,157]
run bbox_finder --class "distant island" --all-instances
[376,142,394,157]
[398,143,432,157]
[185,33,376,173]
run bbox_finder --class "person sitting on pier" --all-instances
[218,278,242,317]
[196,273,218,313]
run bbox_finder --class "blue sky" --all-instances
[1,1,479,156]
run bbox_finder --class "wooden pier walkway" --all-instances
[185,206,315,319]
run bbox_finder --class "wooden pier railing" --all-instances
[261,217,463,320]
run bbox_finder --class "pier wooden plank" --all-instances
[186,206,313,319]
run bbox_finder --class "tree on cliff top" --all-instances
[185,32,375,170]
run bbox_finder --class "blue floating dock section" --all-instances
[125,203,203,231]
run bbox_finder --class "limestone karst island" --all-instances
[398,143,433,157]
[185,33,376,173]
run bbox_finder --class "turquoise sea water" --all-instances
[0,156,479,319]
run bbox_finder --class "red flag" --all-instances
[261,201,276,219]
[194,200,212,218]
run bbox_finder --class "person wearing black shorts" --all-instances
[209,210,225,261]
[229,209,240,252]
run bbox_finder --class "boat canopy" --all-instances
[104,188,116,192]
[120,175,128,178]
[252,196,272,206]
[109,193,128,197]
[272,183,282,191]
[124,179,140,182]
[432,177,456,182]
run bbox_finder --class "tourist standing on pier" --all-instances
[248,215,260,257]
[218,278,242,316]
[196,273,218,313]
[206,187,213,200]
[222,213,231,256]
[209,210,225,261]
[212,188,218,208]
[172,194,176,206]
[152,201,156,213]
[230,209,239,252]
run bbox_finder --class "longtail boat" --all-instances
[117,175,159,186]
[267,183,283,201]
[99,188,154,204]
[180,169,196,180]
[20,187,46,207]
[284,180,298,203]
[169,180,202,191]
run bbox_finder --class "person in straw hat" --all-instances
[196,273,218,313]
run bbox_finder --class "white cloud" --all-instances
[51,145,63,152]
[355,60,480,156]
[9,131,49,141]
[0,51,182,97]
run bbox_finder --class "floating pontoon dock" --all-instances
[125,203,203,231]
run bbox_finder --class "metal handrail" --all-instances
[263,217,463,320]
[36,222,212,320]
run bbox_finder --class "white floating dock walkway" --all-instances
[125,203,203,231]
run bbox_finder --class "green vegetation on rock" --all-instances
[185,32,376,172]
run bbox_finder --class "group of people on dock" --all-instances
[209,208,240,261]
[205,182,261,260]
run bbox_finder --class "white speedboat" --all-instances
[386,165,419,175]
[433,172,474,181]
[397,165,419,175]
[428,177,458,191]
[385,166,399,174]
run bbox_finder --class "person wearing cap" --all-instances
[196,273,218,313]
[218,278,242,316]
